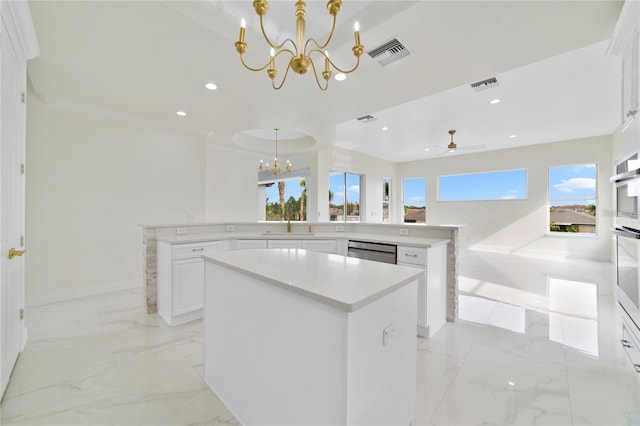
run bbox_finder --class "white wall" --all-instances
[206,146,261,222]
[26,94,206,305]
[315,146,398,223]
[398,135,613,260]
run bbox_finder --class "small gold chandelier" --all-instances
[235,0,364,91]
[259,128,292,175]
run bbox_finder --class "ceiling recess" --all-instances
[366,37,411,66]
[470,76,499,92]
[357,114,377,123]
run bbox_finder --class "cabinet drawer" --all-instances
[397,246,427,266]
[302,240,337,253]
[173,241,223,260]
[267,239,302,249]
[235,239,268,249]
[622,323,640,372]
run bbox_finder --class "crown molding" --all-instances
[608,0,640,56]
[36,93,208,137]
[3,0,40,61]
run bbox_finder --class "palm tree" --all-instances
[299,178,306,221]
[278,181,286,220]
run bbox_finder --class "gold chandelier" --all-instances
[235,0,364,91]
[259,128,292,175]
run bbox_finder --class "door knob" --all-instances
[8,248,26,260]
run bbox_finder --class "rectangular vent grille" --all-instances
[357,114,377,123]
[470,77,499,92]
[367,38,411,67]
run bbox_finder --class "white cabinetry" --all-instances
[622,31,639,130]
[397,244,448,338]
[611,1,640,133]
[302,240,337,254]
[267,239,302,249]
[622,309,640,374]
[267,239,337,253]
[234,239,268,249]
[158,240,227,325]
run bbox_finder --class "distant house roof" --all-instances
[550,209,595,225]
[404,208,425,222]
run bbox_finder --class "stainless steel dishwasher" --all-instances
[347,240,397,264]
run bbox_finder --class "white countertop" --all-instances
[157,231,449,248]
[202,249,423,312]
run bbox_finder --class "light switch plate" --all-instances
[226,225,236,232]
[399,228,409,235]
[335,225,345,232]
[176,227,187,235]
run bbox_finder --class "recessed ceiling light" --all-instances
[489,98,501,104]
[335,73,346,81]
[382,126,389,131]
[205,82,218,91]
[509,134,517,138]
[176,110,187,117]
[424,148,430,152]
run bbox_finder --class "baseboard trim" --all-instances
[26,278,142,307]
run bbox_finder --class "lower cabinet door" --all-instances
[397,261,428,337]
[172,258,205,315]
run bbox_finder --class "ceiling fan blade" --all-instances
[458,144,486,150]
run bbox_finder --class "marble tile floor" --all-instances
[1,249,639,425]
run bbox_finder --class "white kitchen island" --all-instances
[202,248,421,426]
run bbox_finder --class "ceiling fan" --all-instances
[428,129,486,155]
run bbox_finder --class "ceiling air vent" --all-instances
[470,77,499,92]
[357,114,377,123]
[366,37,411,67]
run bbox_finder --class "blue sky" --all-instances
[264,164,596,208]
[403,177,426,207]
[264,177,304,204]
[549,164,596,206]
[438,169,527,201]
[329,173,360,205]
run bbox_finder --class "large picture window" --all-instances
[438,169,527,201]
[549,164,597,234]
[329,171,362,222]
[262,177,307,221]
[403,177,425,223]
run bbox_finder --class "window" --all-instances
[329,171,362,222]
[382,177,391,223]
[260,169,309,221]
[403,177,425,223]
[549,164,597,234]
[438,169,527,201]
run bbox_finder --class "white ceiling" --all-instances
[26,0,623,162]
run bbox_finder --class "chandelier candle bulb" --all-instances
[354,21,360,45]
[239,18,246,41]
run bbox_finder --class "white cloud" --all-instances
[347,185,360,194]
[554,178,595,193]
[501,194,518,200]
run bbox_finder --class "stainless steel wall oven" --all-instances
[613,226,640,330]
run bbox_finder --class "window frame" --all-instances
[437,168,528,202]
[402,177,426,223]
[329,170,363,223]
[548,163,598,236]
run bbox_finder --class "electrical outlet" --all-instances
[399,228,409,235]
[176,227,187,235]
[383,324,397,346]
[335,225,344,232]
[226,225,236,232]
